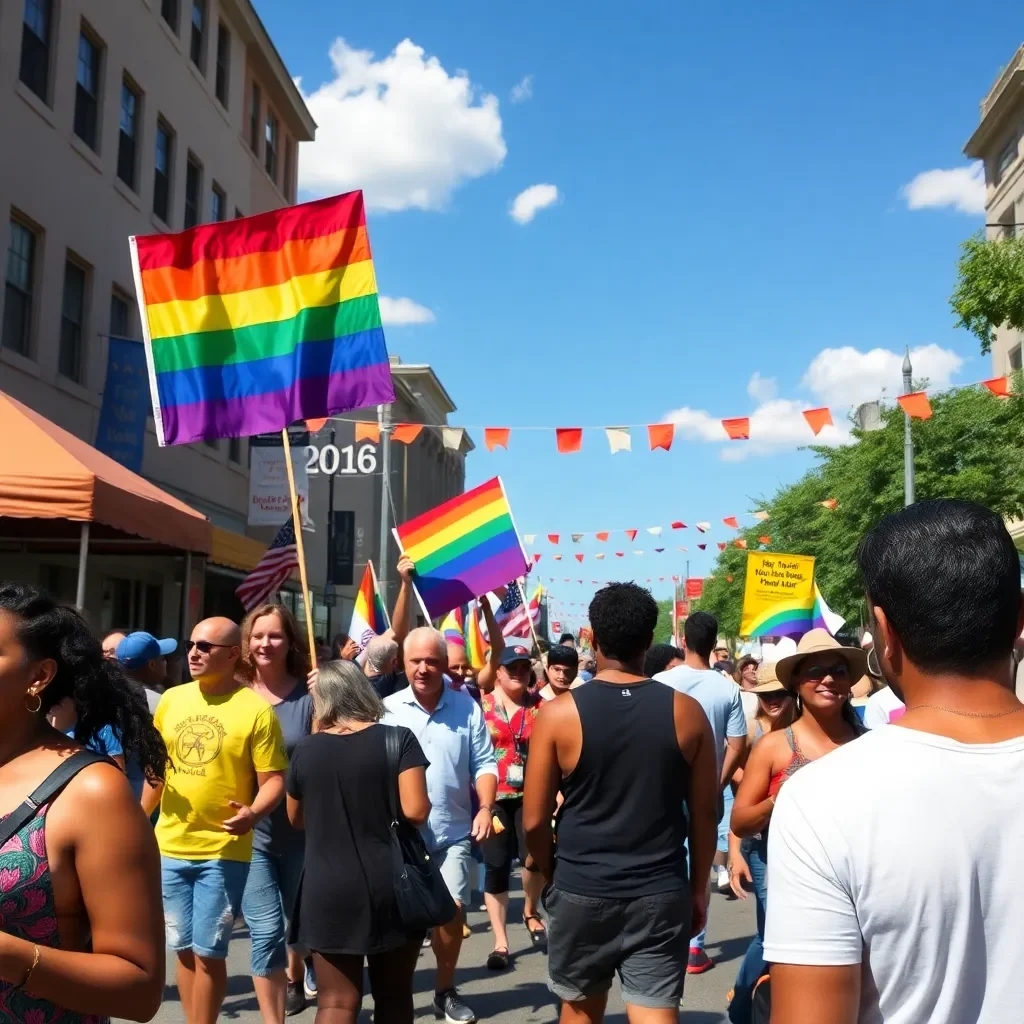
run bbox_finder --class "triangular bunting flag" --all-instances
[698,543,707,550]
[484,427,510,451]
[524,534,536,545]
[803,407,833,435]
[655,547,665,553]
[625,529,638,541]
[556,428,584,453]
[548,534,560,544]
[391,423,424,444]
[615,552,625,557]
[723,516,739,529]
[442,426,465,450]
[553,554,563,561]
[759,536,771,544]
[671,521,686,529]
[605,426,631,453]
[675,546,687,552]
[717,542,727,551]
[722,417,750,440]
[897,392,932,420]
[984,376,1012,398]
[754,511,769,521]
[575,554,585,563]
[572,534,584,543]
[306,417,328,433]
[634,550,644,556]
[648,424,674,451]
[696,522,710,533]
[819,499,838,510]
[355,422,381,443]
[533,553,542,563]
[595,553,605,560]
[734,539,748,549]
[595,531,610,542]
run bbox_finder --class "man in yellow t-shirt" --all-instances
[145,616,287,1024]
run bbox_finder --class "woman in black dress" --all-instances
[286,660,429,1024]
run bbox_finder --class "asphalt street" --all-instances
[133,878,754,1023]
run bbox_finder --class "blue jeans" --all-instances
[161,856,250,959]
[728,835,769,1024]
[241,847,305,976]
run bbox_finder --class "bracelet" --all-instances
[13,945,40,990]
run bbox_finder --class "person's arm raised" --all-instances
[476,597,504,694]
[391,555,416,649]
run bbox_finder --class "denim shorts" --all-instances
[161,856,250,959]
[431,838,472,907]
[241,847,305,976]
[543,885,690,1009]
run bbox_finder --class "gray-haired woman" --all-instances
[286,660,430,1024]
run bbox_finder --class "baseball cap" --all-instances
[499,644,533,667]
[116,631,177,670]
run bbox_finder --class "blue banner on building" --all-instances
[95,338,151,473]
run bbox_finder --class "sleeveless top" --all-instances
[554,679,691,898]
[0,803,107,1024]
[768,726,812,798]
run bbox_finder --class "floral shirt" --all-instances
[481,691,543,799]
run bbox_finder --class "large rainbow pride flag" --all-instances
[394,476,529,620]
[129,190,395,446]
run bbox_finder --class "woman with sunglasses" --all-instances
[725,631,866,1024]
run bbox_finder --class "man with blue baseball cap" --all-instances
[116,631,177,712]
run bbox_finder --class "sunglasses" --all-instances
[759,690,793,703]
[799,662,850,681]
[185,640,237,654]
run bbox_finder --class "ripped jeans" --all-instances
[161,856,250,959]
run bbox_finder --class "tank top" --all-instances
[554,679,690,898]
[768,726,813,799]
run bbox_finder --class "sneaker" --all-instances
[687,948,715,975]
[716,865,731,892]
[303,957,318,1000]
[433,988,478,1023]
[285,980,306,1016]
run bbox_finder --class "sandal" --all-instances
[524,915,547,947]
[486,947,510,971]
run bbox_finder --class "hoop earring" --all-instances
[24,691,42,714]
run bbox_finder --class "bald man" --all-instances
[145,617,288,1024]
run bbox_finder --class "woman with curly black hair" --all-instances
[0,582,167,1023]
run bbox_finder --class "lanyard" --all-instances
[497,697,530,759]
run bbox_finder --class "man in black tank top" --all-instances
[524,583,720,1023]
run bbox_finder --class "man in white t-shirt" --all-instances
[765,498,1024,1023]
[862,684,905,728]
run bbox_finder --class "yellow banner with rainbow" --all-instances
[739,552,816,638]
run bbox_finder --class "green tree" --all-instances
[653,597,674,645]
[950,234,1024,354]
[698,385,1024,637]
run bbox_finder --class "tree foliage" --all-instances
[697,385,1024,637]
[653,598,674,645]
[950,234,1024,354]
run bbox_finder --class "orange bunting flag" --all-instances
[391,423,423,444]
[548,534,560,544]
[819,499,838,510]
[897,392,932,420]
[803,407,833,435]
[355,422,380,443]
[533,554,542,563]
[723,516,739,529]
[306,417,328,433]
[671,521,686,529]
[734,539,748,549]
[727,575,734,583]
[722,417,750,440]
[625,529,638,541]
[717,542,727,551]
[484,427,510,451]
[759,536,771,544]
[556,428,584,453]
[575,554,585,563]
[596,531,610,542]
[648,424,674,451]
[984,377,1012,398]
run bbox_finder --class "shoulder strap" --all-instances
[784,726,797,753]
[383,725,401,824]
[0,750,110,851]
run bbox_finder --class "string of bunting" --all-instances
[327,376,1015,452]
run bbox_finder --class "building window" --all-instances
[1011,345,1023,372]
[161,0,178,32]
[153,120,173,223]
[117,78,140,190]
[60,259,87,382]
[215,22,230,106]
[228,436,241,463]
[283,137,294,201]
[997,138,1018,183]
[109,290,130,338]
[74,29,102,152]
[210,182,225,222]
[249,81,260,153]
[3,220,36,356]
[184,155,202,229]
[265,111,278,180]
[20,0,53,103]
[190,0,205,69]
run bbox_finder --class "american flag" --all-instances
[236,517,299,611]
[494,580,540,639]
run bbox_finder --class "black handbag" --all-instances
[384,726,458,931]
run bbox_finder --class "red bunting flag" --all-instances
[556,428,584,453]
[625,529,638,541]
[484,427,510,451]
[803,407,833,435]
[671,521,686,529]
[759,536,771,544]
[548,534,560,544]
[722,417,750,440]
[984,377,1012,398]
[734,539,748,549]
[615,552,625,557]
[897,392,932,420]
[391,423,424,444]
[723,516,739,529]
[533,553,542,563]
[648,424,674,451]
[306,417,328,433]
[575,554,585,563]
[595,531,610,542]
[717,542,727,551]
[819,499,838,510]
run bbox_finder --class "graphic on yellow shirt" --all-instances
[154,682,288,862]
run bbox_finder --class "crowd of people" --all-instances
[1,497,1024,1023]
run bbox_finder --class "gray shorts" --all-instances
[543,885,690,1009]
[432,838,472,907]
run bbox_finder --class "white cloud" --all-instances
[510,183,560,224]
[297,38,506,212]
[801,345,964,407]
[747,372,777,403]
[510,75,533,103]
[378,296,436,326]
[902,162,985,215]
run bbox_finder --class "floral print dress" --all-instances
[0,805,107,1024]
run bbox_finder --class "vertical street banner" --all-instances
[248,431,311,527]
[95,338,151,472]
[739,552,816,638]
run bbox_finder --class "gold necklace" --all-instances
[908,704,1024,719]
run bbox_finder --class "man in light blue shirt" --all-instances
[383,626,497,1024]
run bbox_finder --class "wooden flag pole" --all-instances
[523,580,547,668]
[281,428,318,667]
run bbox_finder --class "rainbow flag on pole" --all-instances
[466,602,488,669]
[348,560,389,658]
[394,476,529,620]
[440,607,466,648]
[129,190,395,446]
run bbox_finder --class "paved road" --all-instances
[136,879,754,1023]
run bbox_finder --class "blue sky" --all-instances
[257,0,1019,627]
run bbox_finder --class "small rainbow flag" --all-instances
[394,476,529,620]
[348,561,389,658]
[129,190,395,446]
[440,607,466,648]
[467,602,488,669]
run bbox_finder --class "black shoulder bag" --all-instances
[0,751,112,849]
[383,726,457,931]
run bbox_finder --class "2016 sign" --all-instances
[303,443,378,476]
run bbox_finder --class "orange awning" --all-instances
[0,391,211,554]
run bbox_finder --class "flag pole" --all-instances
[524,579,547,667]
[281,428,318,666]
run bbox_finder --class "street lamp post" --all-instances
[902,347,915,507]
